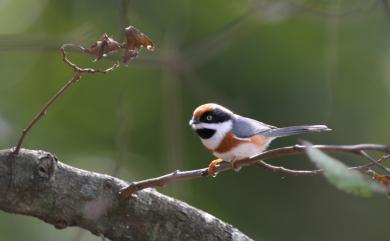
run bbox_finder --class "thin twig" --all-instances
[13,72,81,155]
[256,160,322,175]
[119,144,390,198]
[358,151,390,173]
[13,46,119,155]
[256,154,389,176]
[60,46,120,73]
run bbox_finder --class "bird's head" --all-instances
[189,103,234,140]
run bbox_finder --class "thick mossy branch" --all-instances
[0,149,251,241]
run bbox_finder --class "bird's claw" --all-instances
[231,159,242,172]
[207,158,223,177]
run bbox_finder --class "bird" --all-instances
[189,103,331,176]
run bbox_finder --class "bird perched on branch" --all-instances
[189,103,331,176]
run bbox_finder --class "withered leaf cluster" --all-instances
[371,170,390,201]
[83,26,154,64]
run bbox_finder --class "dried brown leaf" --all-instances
[83,34,122,61]
[370,170,390,201]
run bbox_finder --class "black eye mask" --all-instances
[195,128,216,139]
[199,108,232,124]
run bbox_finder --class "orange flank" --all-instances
[250,135,267,148]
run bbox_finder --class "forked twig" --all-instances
[13,25,154,155]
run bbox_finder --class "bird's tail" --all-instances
[261,125,331,138]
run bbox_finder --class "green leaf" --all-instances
[305,144,386,197]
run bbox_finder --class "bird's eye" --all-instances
[206,115,213,121]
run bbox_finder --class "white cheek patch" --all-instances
[199,121,232,150]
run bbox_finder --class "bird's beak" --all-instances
[189,118,200,128]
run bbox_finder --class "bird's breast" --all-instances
[211,133,271,161]
[214,131,248,153]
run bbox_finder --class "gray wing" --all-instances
[232,114,276,138]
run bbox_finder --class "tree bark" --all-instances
[0,149,252,241]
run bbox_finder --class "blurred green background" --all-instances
[1,0,390,240]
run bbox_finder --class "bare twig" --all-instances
[256,160,322,175]
[13,46,119,155]
[358,151,390,173]
[61,46,120,73]
[119,144,390,198]
[256,154,388,176]
[13,72,80,155]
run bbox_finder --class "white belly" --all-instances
[213,141,270,161]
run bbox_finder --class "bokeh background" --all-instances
[0,0,390,240]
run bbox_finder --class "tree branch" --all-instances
[0,149,252,241]
[119,144,390,198]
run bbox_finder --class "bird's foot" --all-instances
[207,158,223,177]
[231,159,242,172]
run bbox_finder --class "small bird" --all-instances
[189,103,331,176]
